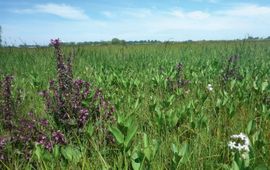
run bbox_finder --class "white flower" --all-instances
[207,84,213,91]
[228,141,236,149]
[228,132,250,153]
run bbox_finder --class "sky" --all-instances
[1,0,270,45]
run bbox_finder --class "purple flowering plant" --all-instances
[42,39,116,141]
[0,75,66,162]
[166,62,190,91]
[0,38,116,165]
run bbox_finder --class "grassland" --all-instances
[0,40,269,169]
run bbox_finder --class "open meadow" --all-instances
[0,40,269,169]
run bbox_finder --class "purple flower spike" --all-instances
[39,119,49,127]
[52,130,66,145]
[50,38,61,48]
[78,108,89,128]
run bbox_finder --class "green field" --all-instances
[0,40,269,169]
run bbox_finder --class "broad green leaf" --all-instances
[124,115,133,127]
[61,146,74,161]
[229,104,235,118]
[134,98,139,109]
[171,112,179,127]
[179,141,189,163]
[53,145,60,159]
[131,152,142,170]
[34,144,43,160]
[246,120,254,135]
[171,144,178,154]
[231,160,240,170]
[109,126,124,144]
[261,81,268,92]
[143,133,149,148]
[216,98,222,107]
[144,147,152,161]
[254,164,269,170]
[86,123,94,136]
[230,79,236,91]
[124,123,138,147]
[253,81,258,90]
[61,146,81,163]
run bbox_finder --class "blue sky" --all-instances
[1,0,270,45]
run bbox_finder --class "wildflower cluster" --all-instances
[1,75,14,129]
[42,39,116,135]
[228,132,250,152]
[207,84,213,91]
[0,137,8,160]
[52,130,66,145]
[167,62,190,91]
[0,111,66,161]
[89,88,116,143]
[222,55,243,84]
[12,112,66,156]
[0,39,116,164]
[0,76,66,162]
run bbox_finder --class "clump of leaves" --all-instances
[221,55,243,85]
[0,75,15,129]
[167,62,190,91]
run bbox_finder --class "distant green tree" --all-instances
[111,38,121,44]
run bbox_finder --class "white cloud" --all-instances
[218,4,270,17]
[187,11,210,19]
[208,0,219,3]
[5,3,270,45]
[101,8,152,19]
[190,0,219,3]
[169,10,185,18]
[102,11,114,18]
[169,9,210,19]
[123,8,152,18]
[13,3,89,20]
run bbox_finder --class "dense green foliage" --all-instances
[0,40,269,169]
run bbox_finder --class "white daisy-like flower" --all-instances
[207,84,213,91]
[228,141,236,149]
[228,132,250,153]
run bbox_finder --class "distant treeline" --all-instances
[3,36,270,48]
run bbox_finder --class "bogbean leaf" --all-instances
[261,81,268,92]
[143,134,151,160]
[131,151,143,170]
[246,120,254,135]
[134,98,139,109]
[171,144,178,154]
[254,164,268,170]
[53,145,60,159]
[124,123,138,148]
[231,160,240,170]
[124,115,133,128]
[230,79,236,91]
[179,141,189,163]
[143,133,149,148]
[61,146,81,163]
[86,123,94,136]
[253,81,258,90]
[61,146,73,161]
[109,126,124,144]
[34,144,43,160]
